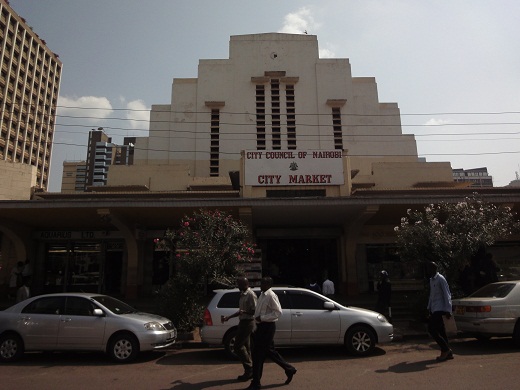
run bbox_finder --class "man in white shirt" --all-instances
[245,277,296,390]
[426,262,453,362]
[322,278,335,298]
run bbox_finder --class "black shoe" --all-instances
[243,383,261,390]
[237,372,253,381]
[285,368,297,385]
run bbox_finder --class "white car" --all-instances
[200,287,393,357]
[0,293,177,363]
[452,281,520,345]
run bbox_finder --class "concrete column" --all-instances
[342,205,379,295]
[97,209,140,299]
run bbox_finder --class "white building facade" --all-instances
[134,33,451,192]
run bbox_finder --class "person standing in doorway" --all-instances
[307,278,321,294]
[376,270,392,319]
[245,277,296,390]
[426,261,453,362]
[8,261,24,300]
[322,277,335,298]
[222,276,257,381]
[16,276,31,303]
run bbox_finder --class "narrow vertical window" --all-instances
[210,108,220,176]
[286,84,296,149]
[255,85,266,150]
[271,79,281,149]
[332,107,343,150]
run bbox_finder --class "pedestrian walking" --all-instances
[426,261,453,362]
[245,277,296,390]
[222,276,257,381]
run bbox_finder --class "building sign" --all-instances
[244,150,344,186]
[34,231,122,240]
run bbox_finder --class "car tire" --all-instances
[0,333,24,363]
[223,329,239,359]
[108,332,140,363]
[513,320,520,347]
[345,325,376,356]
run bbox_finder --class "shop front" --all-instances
[36,230,125,296]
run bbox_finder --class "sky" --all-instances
[9,0,520,191]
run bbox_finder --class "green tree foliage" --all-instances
[156,209,255,331]
[395,194,518,291]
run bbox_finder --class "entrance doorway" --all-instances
[257,238,338,289]
[44,241,123,294]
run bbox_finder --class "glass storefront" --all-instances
[44,241,123,294]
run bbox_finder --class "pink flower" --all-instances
[184,221,190,227]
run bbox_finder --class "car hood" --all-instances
[343,306,381,317]
[120,312,172,324]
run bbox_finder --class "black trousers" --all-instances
[428,311,450,352]
[251,322,294,386]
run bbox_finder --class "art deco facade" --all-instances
[0,0,62,192]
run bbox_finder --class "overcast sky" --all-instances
[9,0,520,191]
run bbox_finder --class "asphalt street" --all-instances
[1,337,519,390]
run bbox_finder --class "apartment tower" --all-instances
[0,0,62,192]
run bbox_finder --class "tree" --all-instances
[394,194,518,294]
[156,209,256,331]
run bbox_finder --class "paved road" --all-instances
[1,337,519,390]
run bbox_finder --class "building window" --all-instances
[256,85,266,150]
[210,108,220,176]
[332,107,343,150]
[271,79,281,149]
[286,84,296,149]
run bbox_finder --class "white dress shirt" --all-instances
[254,288,282,322]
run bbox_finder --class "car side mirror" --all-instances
[93,308,105,317]
[324,301,335,311]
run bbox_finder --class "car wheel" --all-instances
[345,325,376,356]
[108,332,139,363]
[0,333,24,363]
[223,329,238,359]
[513,320,520,347]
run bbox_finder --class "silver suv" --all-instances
[200,287,393,357]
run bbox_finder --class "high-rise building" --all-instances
[61,129,134,192]
[61,160,86,193]
[0,0,62,194]
[453,167,493,188]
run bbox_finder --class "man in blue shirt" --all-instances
[426,261,453,362]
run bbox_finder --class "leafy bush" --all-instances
[156,209,255,332]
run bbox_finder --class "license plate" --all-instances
[169,331,175,339]
[455,306,465,315]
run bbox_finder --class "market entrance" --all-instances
[257,238,339,289]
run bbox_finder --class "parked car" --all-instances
[452,280,520,345]
[0,293,177,363]
[200,287,393,357]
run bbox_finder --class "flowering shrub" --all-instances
[156,209,255,331]
[395,193,518,291]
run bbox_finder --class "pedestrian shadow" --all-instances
[163,379,286,389]
[162,378,236,389]
[375,359,436,374]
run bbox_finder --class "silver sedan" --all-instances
[0,293,176,363]
[201,287,393,357]
[452,280,520,345]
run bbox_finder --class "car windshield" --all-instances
[92,295,137,314]
[469,283,516,298]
